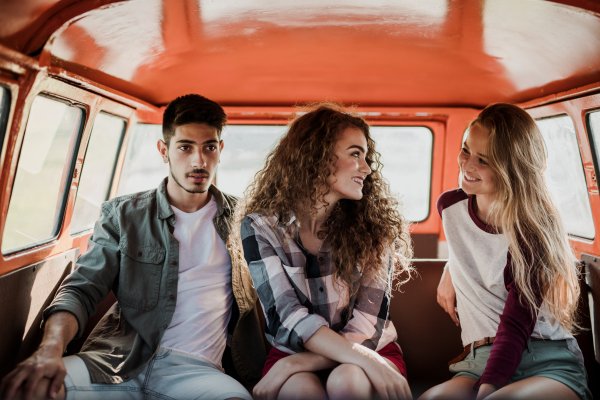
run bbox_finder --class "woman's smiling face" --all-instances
[458,123,497,198]
[326,126,372,202]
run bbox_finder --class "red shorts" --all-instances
[262,342,407,379]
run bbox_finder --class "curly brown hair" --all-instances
[230,103,413,300]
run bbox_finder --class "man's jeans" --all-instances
[63,348,252,400]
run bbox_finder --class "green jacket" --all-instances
[43,178,265,387]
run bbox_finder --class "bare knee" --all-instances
[277,372,327,400]
[326,364,372,400]
[418,378,476,400]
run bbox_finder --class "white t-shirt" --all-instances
[160,196,233,367]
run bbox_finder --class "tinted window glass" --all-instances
[370,126,434,222]
[536,115,595,239]
[0,86,10,155]
[588,111,600,185]
[2,95,84,254]
[216,125,287,197]
[71,113,126,234]
[117,124,168,196]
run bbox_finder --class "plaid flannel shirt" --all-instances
[241,212,397,354]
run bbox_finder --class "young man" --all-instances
[0,94,265,400]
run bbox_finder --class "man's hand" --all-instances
[0,312,78,400]
[437,265,459,326]
[0,344,65,400]
[475,383,497,400]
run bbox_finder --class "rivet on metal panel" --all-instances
[32,266,36,272]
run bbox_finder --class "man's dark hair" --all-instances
[162,94,227,145]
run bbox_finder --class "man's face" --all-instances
[158,123,223,194]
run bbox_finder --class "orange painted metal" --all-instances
[2,0,595,109]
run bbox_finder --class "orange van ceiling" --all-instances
[2,0,600,108]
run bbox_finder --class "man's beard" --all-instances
[169,163,209,194]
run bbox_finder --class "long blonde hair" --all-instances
[229,103,413,301]
[471,103,580,332]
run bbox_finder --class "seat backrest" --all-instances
[389,260,462,392]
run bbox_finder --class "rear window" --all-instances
[71,113,126,234]
[370,126,434,222]
[117,124,168,196]
[2,95,84,254]
[216,125,287,197]
[536,115,595,239]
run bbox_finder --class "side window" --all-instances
[587,111,600,186]
[117,124,168,196]
[370,126,434,222]
[2,95,84,254]
[216,125,287,197]
[536,115,595,239]
[71,113,126,234]
[0,86,10,155]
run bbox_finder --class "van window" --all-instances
[0,86,10,155]
[216,125,287,197]
[2,95,84,254]
[536,115,595,239]
[587,111,600,183]
[71,113,126,234]
[117,124,168,196]
[370,126,434,222]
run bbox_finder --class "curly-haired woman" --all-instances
[230,104,414,400]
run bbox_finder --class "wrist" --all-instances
[275,356,300,375]
[39,339,67,356]
[347,344,382,370]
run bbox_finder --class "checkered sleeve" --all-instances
[339,250,394,350]
[241,215,329,353]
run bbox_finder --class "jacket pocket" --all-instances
[117,242,166,310]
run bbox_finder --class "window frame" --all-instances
[2,93,86,255]
[69,111,127,235]
[534,113,595,240]
[586,110,600,193]
[0,76,137,276]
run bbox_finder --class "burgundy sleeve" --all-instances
[437,188,468,219]
[474,252,543,389]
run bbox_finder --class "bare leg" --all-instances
[326,363,375,400]
[486,376,579,400]
[14,378,66,400]
[277,371,327,400]
[418,377,476,400]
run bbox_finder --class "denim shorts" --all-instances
[449,339,591,400]
[63,348,252,400]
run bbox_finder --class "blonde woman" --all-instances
[231,104,414,400]
[421,103,590,400]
